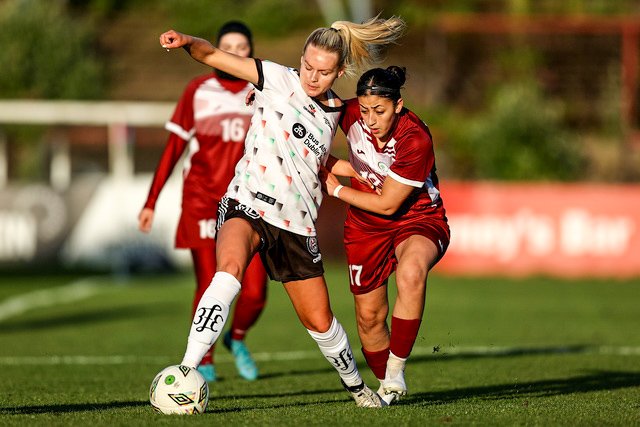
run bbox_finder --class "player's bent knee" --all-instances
[396,268,428,288]
[302,315,333,333]
[357,312,386,334]
[216,261,246,281]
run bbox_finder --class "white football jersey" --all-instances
[225,60,342,236]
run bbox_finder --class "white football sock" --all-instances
[386,351,407,379]
[307,316,362,387]
[181,271,241,368]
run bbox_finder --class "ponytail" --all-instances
[303,15,406,78]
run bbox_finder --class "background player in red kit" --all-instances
[138,21,267,383]
[322,66,450,404]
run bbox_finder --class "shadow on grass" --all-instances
[3,346,637,414]
[0,302,175,333]
[402,370,640,405]
[217,369,640,404]
[258,344,597,381]
[0,400,149,415]
[0,394,345,415]
[4,371,637,414]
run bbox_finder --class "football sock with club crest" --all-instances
[307,316,363,387]
[181,271,241,368]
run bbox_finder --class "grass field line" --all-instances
[0,278,105,322]
[1,345,638,365]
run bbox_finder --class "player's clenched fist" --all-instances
[159,30,192,50]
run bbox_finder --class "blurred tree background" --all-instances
[1,0,639,182]
[0,0,105,99]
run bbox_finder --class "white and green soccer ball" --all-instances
[149,365,209,415]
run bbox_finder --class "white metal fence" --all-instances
[0,100,174,189]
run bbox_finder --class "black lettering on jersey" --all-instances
[292,123,307,139]
[301,131,327,158]
[256,192,276,205]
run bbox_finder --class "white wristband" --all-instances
[333,185,344,198]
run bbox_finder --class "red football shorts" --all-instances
[175,207,217,249]
[344,215,449,295]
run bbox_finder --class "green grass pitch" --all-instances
[0,264,638,425]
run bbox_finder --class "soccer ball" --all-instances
[149,365,209,415]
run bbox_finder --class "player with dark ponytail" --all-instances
[323,65,450,404]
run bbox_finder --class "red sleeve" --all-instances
[339,98,360,133]
[142,131,187,210]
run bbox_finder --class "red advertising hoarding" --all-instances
[437,182,640,278]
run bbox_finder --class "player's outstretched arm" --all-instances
[160,30,259,85]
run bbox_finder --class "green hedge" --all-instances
[441,79,585,181]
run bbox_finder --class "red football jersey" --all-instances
[143,73,253,248]
[339,98,447,230]
[339,98,449,292]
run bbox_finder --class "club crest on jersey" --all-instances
[377,161,390,173]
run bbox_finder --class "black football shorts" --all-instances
[217,196,324,282]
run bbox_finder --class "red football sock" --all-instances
[199,346,215,365]
[229,297,265,341]
[390,316,422,359]
[229,254,268,341]
[361,347,390,380]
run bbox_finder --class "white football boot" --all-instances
[341,380,386,408]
